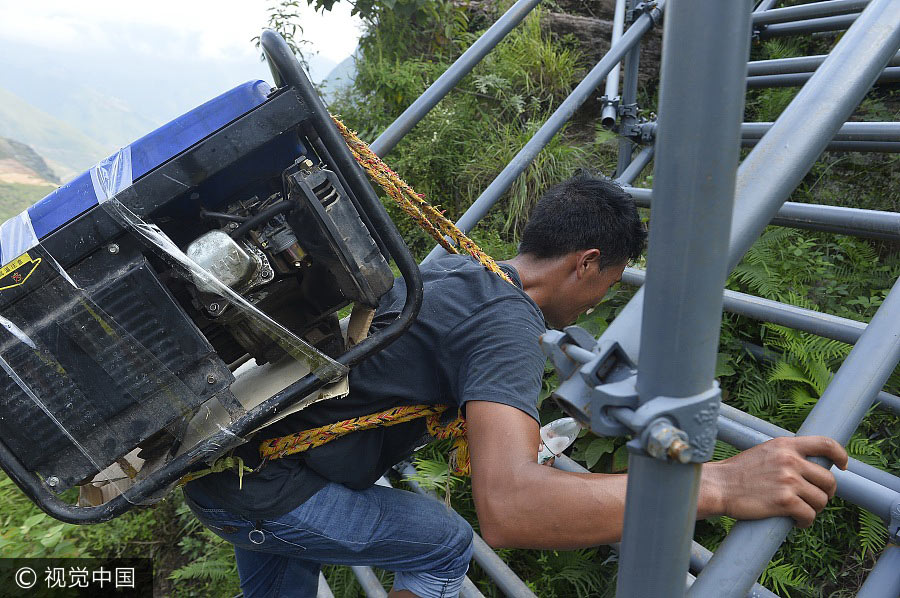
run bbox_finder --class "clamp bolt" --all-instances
[46,476,59,488]
[646,419,693,463]
[108,244,119,254]
[667,438,693,464]
[207,375,217,385]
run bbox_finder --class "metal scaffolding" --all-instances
[319,0,900,595]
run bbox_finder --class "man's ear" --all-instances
[575,249,602,279]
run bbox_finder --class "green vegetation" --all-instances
[0,4,897,597]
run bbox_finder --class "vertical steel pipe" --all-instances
[689,276,900,597]
[369,0,542,157]
[615,3,753,597]
[601,0,628,128]
[615,1,645,177]
[856,545,900,598]
[423,1,664,263]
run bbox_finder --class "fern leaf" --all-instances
[857,508,888,559]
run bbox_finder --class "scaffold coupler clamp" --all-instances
[542,326,720,464]
[627,1,662,27]
[600,95,620,109]
[616,103,641,139]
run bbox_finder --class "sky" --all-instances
[0,0,362,127]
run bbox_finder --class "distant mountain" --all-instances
[0,137,59,185]
[0,86,109,179]
[0,137,57,222]
[320,54,357,104]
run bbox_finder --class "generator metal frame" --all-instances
[0,32,425,525]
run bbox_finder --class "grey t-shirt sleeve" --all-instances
[443,297,547,423]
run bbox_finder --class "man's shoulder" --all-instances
[423,254,542,316]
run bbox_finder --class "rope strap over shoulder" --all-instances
[331,116,513,286]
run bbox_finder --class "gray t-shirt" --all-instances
[185,254,547,518]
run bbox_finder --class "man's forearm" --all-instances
[474,460,726,549]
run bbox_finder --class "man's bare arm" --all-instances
[466,401,848,549]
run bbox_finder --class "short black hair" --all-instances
[519,173,646,269]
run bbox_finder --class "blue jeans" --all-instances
[184,481,474,597]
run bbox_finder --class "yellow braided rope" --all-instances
[258,403,470,476]
[331,116,513,285]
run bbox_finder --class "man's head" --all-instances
[514,174,646,328]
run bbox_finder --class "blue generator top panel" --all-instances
[11,80,271,250]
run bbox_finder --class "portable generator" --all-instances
[0,30,423,524]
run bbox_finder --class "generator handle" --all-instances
[261,28,424,370]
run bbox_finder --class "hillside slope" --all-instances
[0,137,57,222]
[0,86,108,177]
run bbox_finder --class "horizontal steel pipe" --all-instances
[751,0,868,26]
[624,186,900,242]
[758,13,859,38]
[639,121,900,143]
[747,51,900,76]
[718,403,900,494]
[423,0,665,262]
[741,138,900,154]
[716,415,899,519]
[739,341,900,417]
[769,201,900,241]
[620,266,868,345]
[742,121,900,142]
[748,66,900,88]
[370,0,542,157]
[875,391,900,414]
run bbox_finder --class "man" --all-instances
[184,174,847,597]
